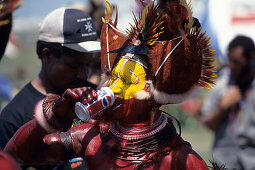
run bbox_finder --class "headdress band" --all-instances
[123,53,148,69]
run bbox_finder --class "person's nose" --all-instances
[111,85,122,94]
[110,79,123,94]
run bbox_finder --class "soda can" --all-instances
[75,87,115,121]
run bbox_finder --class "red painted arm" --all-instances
[4,87,99,165]
[4,119,66,164]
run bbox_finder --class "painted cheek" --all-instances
[112,86,122,94]
[123,83,144,99]
[123,87,132,99]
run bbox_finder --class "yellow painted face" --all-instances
[109,57,146,99]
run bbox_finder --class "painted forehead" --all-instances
[111,54,147,84]
[122,53,147,70]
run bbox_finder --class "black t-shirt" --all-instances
[0,82,46,150]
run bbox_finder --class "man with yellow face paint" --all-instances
[4,1,216,169]
[110,54,147,100]
[103,53,154,124]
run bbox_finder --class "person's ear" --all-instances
[41,48,52,63]
[144,82,151,92]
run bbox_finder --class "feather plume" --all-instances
[102,0,114,23]
[181,1,194,29]
[122,2,166,54]
[0,0,24,26]
[186,28,217,89]
[0,0,24,18]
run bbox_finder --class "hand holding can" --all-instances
[74,87,115,121]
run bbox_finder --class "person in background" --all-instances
[200,35,255,169]
[234,76,255,170]
[0,7,100,169]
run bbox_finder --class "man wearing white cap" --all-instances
[0,7,100,169]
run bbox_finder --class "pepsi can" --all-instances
[75,87,115,121]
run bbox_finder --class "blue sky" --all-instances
[12,0,134,32]
[14,0,89,18]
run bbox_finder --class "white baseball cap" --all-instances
[38,7,101,53]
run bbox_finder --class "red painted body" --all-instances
[68,121,209,170]
[4,93,209,170]
[5,117,208,170]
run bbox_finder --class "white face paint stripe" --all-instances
[129,69,139,84]
[109,59,129,89]
[109,77,119,89]
[119,59,129,76]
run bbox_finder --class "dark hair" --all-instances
[228,35,255,60]
[36,40,79,59]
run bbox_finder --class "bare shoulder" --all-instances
[161,140,209,170]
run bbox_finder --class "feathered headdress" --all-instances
[0,0,24,26]
[100,0,216,104]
